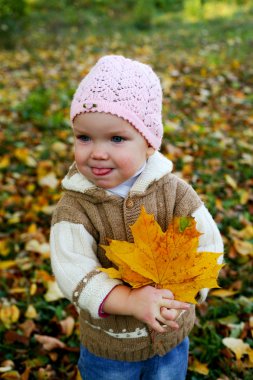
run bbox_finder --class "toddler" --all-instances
[50,55,223,380]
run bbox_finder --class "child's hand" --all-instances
[127,286,190,333]
[160,307,185,324]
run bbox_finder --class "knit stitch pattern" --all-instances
[70,55,163,149]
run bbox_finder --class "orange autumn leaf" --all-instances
[100,206,223,304]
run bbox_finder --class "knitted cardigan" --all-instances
[50,152,223,361]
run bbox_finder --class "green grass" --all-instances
[2,1,253,65]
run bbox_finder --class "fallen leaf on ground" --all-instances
[25,239,50,256]
[222,337,253,360]
[44,281,64,302]
[189,358,209,375]
[25,304,38,319]
[38,172,58,189]
[34,335,66,351]
[0,261,17,270]
[233,239,253,256]
[210,289,238,298]
[250,316,253,338]
[0,304,20,328]
[60,316,75,337]
[19,320,36,337]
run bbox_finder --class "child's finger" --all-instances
[155,315,180,331]
[161,307,188,322]
[149,319,168,333]
[163,320,180,330]
[162,299,190,310]
[160,289,174,299]
[160,307,178,321]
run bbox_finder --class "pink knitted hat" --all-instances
[70,55,163,150]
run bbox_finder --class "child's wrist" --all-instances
[98,285,120,317]
[102,285,132,315]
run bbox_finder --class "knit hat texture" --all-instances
[70,55,163,150]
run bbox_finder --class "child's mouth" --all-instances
[91,167,112,176]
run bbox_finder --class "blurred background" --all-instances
[0,1,253,379]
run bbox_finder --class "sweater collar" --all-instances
[62,152,173,195]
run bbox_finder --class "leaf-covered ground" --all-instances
[0,5,253,380]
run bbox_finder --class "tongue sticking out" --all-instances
[92,168,112,176]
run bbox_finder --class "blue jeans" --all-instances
[78,337,189,380]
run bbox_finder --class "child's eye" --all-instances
[111,136,125,143]
[78,135,90,142]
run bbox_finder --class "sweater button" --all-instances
[126,199,134,208]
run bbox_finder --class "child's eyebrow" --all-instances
[107,129,128,134]
[73,128,87,134]
[107,123,132,133]
[72,124,91,132]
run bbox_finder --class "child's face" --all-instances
[73,112,154,189]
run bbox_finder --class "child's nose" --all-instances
[90,143,109,160]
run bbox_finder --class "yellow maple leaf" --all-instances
[0,304,20,328]
[100,206,223,303]
[189,358,209,375]
[222,337,253,360]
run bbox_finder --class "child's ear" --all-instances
[146,147,155,158]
